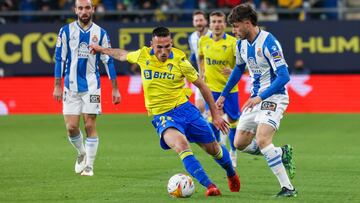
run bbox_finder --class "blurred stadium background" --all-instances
[0,0,360,202]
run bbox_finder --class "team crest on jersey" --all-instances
[206,44,209,49]
[146,60,150,66]
[167,64,173,72]
[92,35,98,43]
[257,48,263,57]
[222,45,227,52]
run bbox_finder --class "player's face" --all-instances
[151,36,173,62]
[232,21,250,40]
[209,15,226,36]
[75,0,94,25]
[193,14,207,33]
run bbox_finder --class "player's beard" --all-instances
[196,25,205,33]
[79,15,92,25]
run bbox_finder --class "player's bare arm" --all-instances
[111,79,121,104]
[221,67,232,76]
[198,55,205,80]
[193,78,229,134]
[53,78,62,102]
[89,44,128,61]
[215,96,225,110]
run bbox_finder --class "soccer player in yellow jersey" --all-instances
[89,27,240,196]
[198,11,240,168]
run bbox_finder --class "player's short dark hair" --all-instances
[193,10,207,18]
[152,27,171,38]
[228,4,258,26]
[210,10,226,20]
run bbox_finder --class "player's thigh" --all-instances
[82,88,101,115]
[255,94,289,130]
[63,88,82,115]
[163,128,190,153]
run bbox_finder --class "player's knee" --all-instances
[66,123,79,135]
[84,123,95,135]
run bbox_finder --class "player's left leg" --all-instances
[198,142,240,192]
[81,114,98,176]
[256,124,297,197]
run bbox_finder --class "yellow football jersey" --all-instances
[127,47,198,115]
[198,33,238,93]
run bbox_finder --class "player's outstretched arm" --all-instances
[193,78,229,134]
[89,44,128,61]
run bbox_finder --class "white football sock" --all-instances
[68,132,85,155]
[261,144,293,190]
[241,139,261,155]
[85,136,99,169]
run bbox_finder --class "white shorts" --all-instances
[237,94,289,133]
[63,87,102,115]
[194,87,205,102]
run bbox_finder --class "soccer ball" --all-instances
[167,173,195,198]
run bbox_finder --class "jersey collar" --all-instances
[150,49,174,59]
[210,33,226,39]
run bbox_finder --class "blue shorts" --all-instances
[151,101,216,150]
[207,92,241,121]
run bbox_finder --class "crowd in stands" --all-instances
[0,0,358,23]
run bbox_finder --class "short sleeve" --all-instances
[263,34,288,71]
[235,40,245,65]
[179,57,199,82]
[126,48,143,64]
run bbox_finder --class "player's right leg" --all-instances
[63,88,86,174]
[162,128,220,196]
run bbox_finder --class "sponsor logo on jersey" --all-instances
[143,70,175,80]
[261,101,277,111]
[90,95,100,103]
[78,42,89,58]
[206,57,227,66]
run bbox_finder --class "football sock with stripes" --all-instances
[242,139,261,155]
[180,149,212,188]
[68,132,85,155]
[213,145,236,177]
[261,144,293,190]
[85,136,99,169]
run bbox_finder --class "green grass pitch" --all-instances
[0,114,359,202]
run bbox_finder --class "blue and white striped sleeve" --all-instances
[100,30,117,80]
[54,27,67,78]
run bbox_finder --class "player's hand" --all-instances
[53,86,63,102]
[112,89,121,105]
[242,96,262,112]
[221,67,232,76]
[215,96,225,110]
[212,112,230,135]
[89,44,103,55]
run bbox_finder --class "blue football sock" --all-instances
[180,149,212,188]
[213,145,236,177]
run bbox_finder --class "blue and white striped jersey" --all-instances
[54,21,116,93]
[188,30,211,66]
[236,30,288,97]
